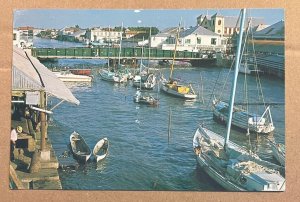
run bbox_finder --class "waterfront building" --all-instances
[162,25,226,52]
[150,27,178,48]
[196,13,265,38]
[15,26,34,48]
[85,27,122,43]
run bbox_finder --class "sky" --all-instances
[14,9,284,30]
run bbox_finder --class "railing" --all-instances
[31,47,208,60]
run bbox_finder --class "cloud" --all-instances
[137,20,142,24]
[134,10,141,13]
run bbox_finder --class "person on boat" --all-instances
[10,126,22,161]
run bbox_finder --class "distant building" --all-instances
[162,26,225,52]
[59,26,81,36]
[124,29,144,39]
[150,27,179,48]
[85,28,122,43]
[196,13,265,38]
[17,26,34,47]
[151,26,225,52]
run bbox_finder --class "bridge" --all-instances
[31,47,215,61]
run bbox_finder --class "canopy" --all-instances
[12,46,80,105]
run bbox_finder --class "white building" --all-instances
[150,27,178,48]
[157,26,226,52]
[13,29,33,48]
[85,28,122,43]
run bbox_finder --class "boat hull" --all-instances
[213,101,275,134]
[161,84,197,100]
[92,138,109,162]
[193,127,285,191]
[70,132,92,163]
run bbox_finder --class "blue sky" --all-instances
[14,9,284,30]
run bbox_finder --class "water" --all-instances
[37,38,285,190]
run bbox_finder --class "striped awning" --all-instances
[12,46,80,105]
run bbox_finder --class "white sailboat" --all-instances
[193,9,285,191]
[100,23,128,83]
[212,18,274,134]
[133,40,159,106]
[160,22,197,100]
[132,28,157,90]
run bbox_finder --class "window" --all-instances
[212,20,215,26]
[13,33,16,40]
[218,20,222,25]
[218,30,221,33]
[224,28,227,34]
[197,37,201,44]
[185,39,191,44]
[211,38,217,45]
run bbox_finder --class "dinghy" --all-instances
[69,131,92,163]
[93,138,109,162]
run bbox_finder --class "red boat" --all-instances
[69,69,91,76]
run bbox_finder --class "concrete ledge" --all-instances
[16,168,60,183]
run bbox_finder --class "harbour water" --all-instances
[36,38,285,190]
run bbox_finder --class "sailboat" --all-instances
[133,41,159,106]
[212,18,274,134]
[132,28,157,90]
[192,9,285,191]
[99,24,128,83]
[160,22,197,100]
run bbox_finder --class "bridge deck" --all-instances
[31,47,212,60]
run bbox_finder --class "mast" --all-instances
[224,9,246,150]
[170,21,181,79]
[140,37,144,90]
[118,22,123,67]
[148,27,151,68]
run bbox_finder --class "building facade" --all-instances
[197,13,265,38]
[85,28,122,43]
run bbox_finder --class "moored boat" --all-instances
[212,100,275,134]
[93,137,109,162]
[160,21,197,100]
[133,90,159,106]
[192,9,285,191]
[99,69,128,83]
[70,131,92,163]
[54,71,92,82]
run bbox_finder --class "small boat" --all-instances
[99,69,128,83]
[269,140,285,166]
[133,90,159,106]
[69,132,92,163]
[212,100,275,134]
[160,22,197,100]
[92,138,109,162]
[69,69,92,76]
[53,70,92,82]
[132,72,156,90]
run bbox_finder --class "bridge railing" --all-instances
[31,47,203,59]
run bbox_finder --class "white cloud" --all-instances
[134,10,141,13]
[137,20,142,24]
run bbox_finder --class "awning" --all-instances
[12,46,80,105]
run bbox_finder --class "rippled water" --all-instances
[37,38,285,190]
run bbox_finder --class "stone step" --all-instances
[16,168,60,183]
[33,180,62,190]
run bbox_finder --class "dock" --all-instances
[10,129,62,190]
